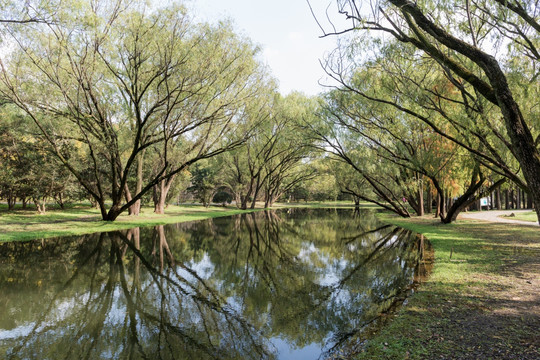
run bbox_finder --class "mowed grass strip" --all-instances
[0,204,257,242]
[354,215,540,360]
[501,211,539,223]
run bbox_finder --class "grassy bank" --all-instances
[502,210,538,223]
[0,204,259,242]
[355,215,540,359]
[0,201,364,242]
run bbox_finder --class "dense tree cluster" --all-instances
[0,0,319,219]
[308,0,539,223]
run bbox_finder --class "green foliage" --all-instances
[188,160,222,207]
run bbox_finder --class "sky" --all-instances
[186,0,346,96]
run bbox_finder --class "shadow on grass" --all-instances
[365,287,540,360]
[356,215,540,359]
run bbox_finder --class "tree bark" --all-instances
[527,191,533,209]
[435,193,441,218]
[510,189,515,209]
[33,197,46,214]
[153,177,173,215]
[495,188,501,210]
[426,181,432,214]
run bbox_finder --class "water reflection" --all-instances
[0,208,431,359]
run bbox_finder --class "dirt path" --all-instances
[459,209,539,227]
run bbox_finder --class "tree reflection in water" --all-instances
[0,208,431,360]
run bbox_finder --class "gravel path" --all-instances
[459,209,539,227]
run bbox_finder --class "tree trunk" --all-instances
[33,197,46,214]
[250,175,262,209]
[417,182,424,216]
[131,151,144,215]
[154,197,166,214]
[409,176,424,216]
[426,181,432,214]
[504,189,509,209]
[441,178,503,224]
[527,191,533,209]
[510,189,515,209]
[153,176,174,215]
[7,193,15,210]
[56,192,65,210]
[517,188,522,210]
[240,195,249,210]
[124,184,135,215]
[103,204,122,221]
[435,193,441,218]
[495,188,501,210]
[234,192,242,209]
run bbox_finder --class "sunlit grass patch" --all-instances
[0,204,258,242]
[500,210,538,223]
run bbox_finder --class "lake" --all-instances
[0,208,431,359]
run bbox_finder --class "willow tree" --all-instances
[317,0,540,223]
[315,40,509,222]
[221,92,318,209]
[0,1,266,220]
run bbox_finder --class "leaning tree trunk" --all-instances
[250,176,262,209]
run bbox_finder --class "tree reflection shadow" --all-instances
[4,227,273,360]
[0,208,431,360]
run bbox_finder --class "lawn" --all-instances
[0,201,365,242]
[353,215,540,359]
[500,210,539,223]
[0,204,259,242]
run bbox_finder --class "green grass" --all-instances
[352,214,540,359]
[500,210,539,223]
[0,204,260,242]
[0,201,369,242]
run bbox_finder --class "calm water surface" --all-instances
[0,208,431,359]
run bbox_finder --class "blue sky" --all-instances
[187,0,345,95]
